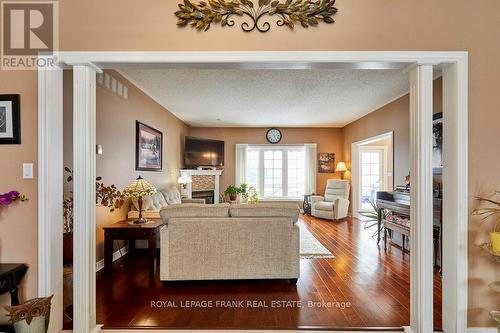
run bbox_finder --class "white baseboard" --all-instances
[466,328,498,333]
[96,246,128,272]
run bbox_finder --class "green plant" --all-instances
[358,199,389,238]
[472,190,500,329]
[472,190,500,232]
[248,187,259,204]
[224,185,241,196]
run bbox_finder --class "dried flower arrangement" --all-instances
[63,167,125,234]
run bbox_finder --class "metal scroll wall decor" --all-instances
[175,0,338,33]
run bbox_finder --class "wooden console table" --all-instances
[103,219,162,277]
[0,264,28,306]
[0,264,28,333]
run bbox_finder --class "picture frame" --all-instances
[0,94,20,144]
[433,112,443,174]
[135,121,163,171]
[317,153,335,173]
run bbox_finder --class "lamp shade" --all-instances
[123,176,156,198]
[177,176,192,185]
[335,162,348,172]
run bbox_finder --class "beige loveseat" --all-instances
[127,186,204,220]
[159,203,300,282]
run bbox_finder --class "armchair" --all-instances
[311,179,350,221]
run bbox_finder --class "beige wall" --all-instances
[343,78,442,189]
[0,71,38,322]
[1,0,499,327]
[63,70,189,261]
[189,127,344,196]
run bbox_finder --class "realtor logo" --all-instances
[1,1,58,70]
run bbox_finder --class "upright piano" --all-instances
[376,190,442,269]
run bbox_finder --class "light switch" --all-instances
[96,144,103,155]
[23,163,34,179]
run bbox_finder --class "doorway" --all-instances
[37,52,469,333]
[352,132,394,215]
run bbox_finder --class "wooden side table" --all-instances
[103,219,163,277]
[0,263,28,306]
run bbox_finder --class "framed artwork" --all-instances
[0,94,20,144]
[433,112,443,174]
[136,121,163,171]
[318,153,335,173]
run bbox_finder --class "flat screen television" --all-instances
[184,136,224,168]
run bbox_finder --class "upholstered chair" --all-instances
[311,179,350,221]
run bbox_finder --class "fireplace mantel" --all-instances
[180,169,224,204]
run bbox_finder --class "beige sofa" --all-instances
[159,203,300,282]
[127,186,204,220]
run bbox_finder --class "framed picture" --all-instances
[0,94,20,144]
[136,121,163,171]
[433,112,443,174]
[318,153,335,173]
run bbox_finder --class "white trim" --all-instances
[72,64,99,333]
[96,246,129,272]
[465,329,498,333]
[442,60,469,333]
[37,63,64,333]
[180,169,223,204]
[351,131,393,217]
[37,51,468,333]
[54,51,468,67]
[99,330,491,333]
[409,64,434,333]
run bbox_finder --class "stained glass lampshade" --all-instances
[123,176,156,224]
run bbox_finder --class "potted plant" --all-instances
[248,187,259,204]
[473,190,500,331]
[240,183,249,203]
[224,185,241,202]
[473,190,500,252]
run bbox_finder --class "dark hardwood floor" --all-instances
[95,215,442,330]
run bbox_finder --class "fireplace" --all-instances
[180,169,223,204]
[192,190,215,204]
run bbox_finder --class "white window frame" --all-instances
[358,145,389,211]
[247,144,306,200]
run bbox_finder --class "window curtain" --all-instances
[304,143,317,195]
[235,144,248,186]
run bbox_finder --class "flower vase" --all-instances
[491,232,500,253]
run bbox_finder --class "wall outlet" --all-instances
[23,163,34,179]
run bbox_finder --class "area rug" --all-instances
[299,226,335,259]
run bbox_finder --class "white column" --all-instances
[37,63,63,333]
[72,64,100,333]
[409,64,434,333]
[442,61,469,333]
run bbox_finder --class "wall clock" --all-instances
[266,128,282,144]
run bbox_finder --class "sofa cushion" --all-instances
[160,187,182,205]
[160,203,230,223]
[229,203,300,224]
[314,201,334,211]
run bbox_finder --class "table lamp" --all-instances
[177,175,192,197]
[335,161,348,179]
[123,176,157,224]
